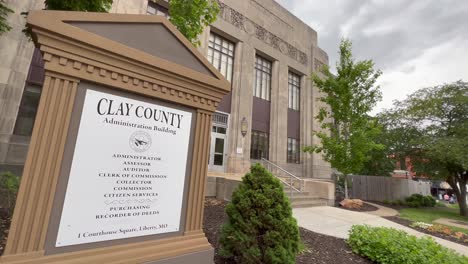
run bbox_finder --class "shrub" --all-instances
[405,194,436,207]
[383,199,390,205]
[395,199,405,206]
[422,195,436,207]
[219,164,301,264]
[348,225,468,264]
[0,171,20,214]
[406,201,420,208]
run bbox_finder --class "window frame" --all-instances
[13,84,42,136]
[146,1,169,17]
[254,56,272,101]
[207,33,235,83]
[288,71,300,111]
[250,130,269,160]
[287,137,300,164]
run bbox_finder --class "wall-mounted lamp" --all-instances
[241,117,248,137]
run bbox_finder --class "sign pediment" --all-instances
[27,11,230,93]
[68,22,214,77]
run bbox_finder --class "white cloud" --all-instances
[374,37,468,114]
[276,0,468,114]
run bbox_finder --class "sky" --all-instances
[276,0,468,114]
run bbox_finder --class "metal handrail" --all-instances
[261,158,302,182]
[261,158,303,195]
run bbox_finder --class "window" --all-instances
[147,1,169,17]
[287,138,300,163]
[207,33,235,83]
[254,56,272,100]
[13,84,42,136]
[250,130,269,160]
[288,72,300,110]
[212,125,227,134]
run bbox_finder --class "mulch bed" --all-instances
[368,201,408,211]
[203,198,373,264]
[337,202,379,212]
[384,216,468,247]
[0,208,11,256]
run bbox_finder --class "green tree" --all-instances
[357,117,395,176]
[386,81,468,216]
[0,0,13,35]
[304,39,383,199]
[167,0,219,46]
[377,110,424,172]
[45,0,112,12]
[358,146,395,176]
[219,164,301,264]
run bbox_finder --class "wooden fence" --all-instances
[348,175,431,201]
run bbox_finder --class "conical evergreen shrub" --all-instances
[219,163,301,264]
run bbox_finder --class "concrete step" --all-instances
[288,195,320,203]
[290,199,326,208]
[285,190,311,197]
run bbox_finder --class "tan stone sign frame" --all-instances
[1,11,229,264]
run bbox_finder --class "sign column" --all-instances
[5,70,79,255]
[185,110,212,233]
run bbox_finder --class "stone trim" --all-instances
[218,1,309,66]
[314,58,325,72]
[41,47,221,112]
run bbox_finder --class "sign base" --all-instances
[0,232,212,264]
[146,247,214,264]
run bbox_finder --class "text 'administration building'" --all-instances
[0,0,331,179]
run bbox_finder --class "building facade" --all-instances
[0,0,331,179]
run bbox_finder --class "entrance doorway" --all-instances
[209,112,229,172]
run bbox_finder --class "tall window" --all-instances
[147,1,169,16]
[14,48,44,136]
[254,56,272,100]
[13,85,42,136]
[207,33,235,82]
[288,72,300,110]
[251,130,269,160]
[287,138,300,163]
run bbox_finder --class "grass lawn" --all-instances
[399,206,468,234]
[446,203,460,210]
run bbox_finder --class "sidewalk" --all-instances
[293,206,468,256]
[364,201,399,217]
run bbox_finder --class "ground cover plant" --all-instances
[218,164,301,264]
[348,225,468,264]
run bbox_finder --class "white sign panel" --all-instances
[56,89,192,247]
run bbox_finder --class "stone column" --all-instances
[270,61,288,164]
[110,0,147,14]
[227,43,255,174]
[310,47,332,179]
[268,60,279,162]
[300,73,310,177]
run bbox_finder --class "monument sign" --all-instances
[0,11,229,264]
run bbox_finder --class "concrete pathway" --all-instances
[293,206,468,256]
[364,202,399,217]
[434,218,468,229]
